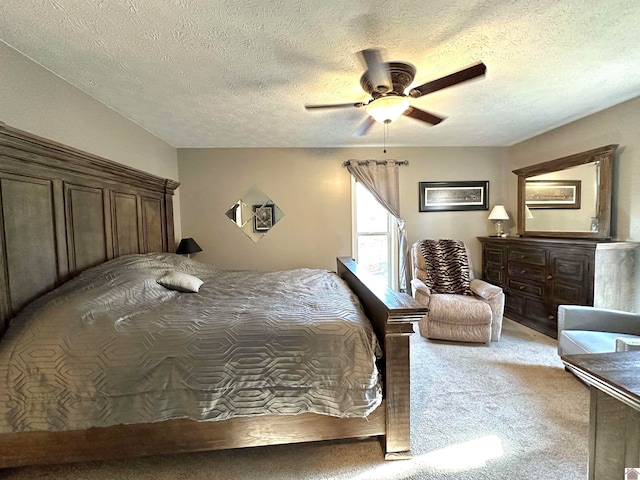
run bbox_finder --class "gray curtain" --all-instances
[346,160,410,293]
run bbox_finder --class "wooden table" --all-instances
[562,351,640,480]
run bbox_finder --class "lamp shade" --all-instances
[366,96,409,124]
[525,206,534,219]
[488,205,510,221]
[176,237,202,255]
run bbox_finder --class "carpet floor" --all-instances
[1,319,589,479]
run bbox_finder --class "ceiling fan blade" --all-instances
[305,102,364,110]
[360,49,392,93]
[353,116,376,137]
[403,106,446,125]
[410,62,486,98]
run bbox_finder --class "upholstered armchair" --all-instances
[557,305,640,355]
[411,239,505,343]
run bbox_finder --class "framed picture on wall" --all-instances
[419,181,489,212]
[525,180,581,209]
[253,204,274,231]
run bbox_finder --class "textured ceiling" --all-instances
[1,0,640,148]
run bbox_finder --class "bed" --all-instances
[0,122,428,468]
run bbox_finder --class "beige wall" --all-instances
[401,147,510,275]
[178,147,508,275]
[0,42,181,241]
[179,95,640,282]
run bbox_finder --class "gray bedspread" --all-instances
[0,254,382,433]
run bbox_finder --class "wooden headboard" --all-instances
[0,122,179,335]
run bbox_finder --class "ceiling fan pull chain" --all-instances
[383,122,388,154]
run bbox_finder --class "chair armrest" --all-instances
[410,278,431,305]
[470,279,505,342]
[558,305,640,335]
[469,279,503,301]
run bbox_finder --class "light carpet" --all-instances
[1,319,589,480]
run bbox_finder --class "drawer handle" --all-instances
[519,285,525,290]
[548,315,555,320]
[520,270,526,274]
[546,274,553,280]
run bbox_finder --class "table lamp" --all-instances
[488,205,510,237]
[176,237,202,258]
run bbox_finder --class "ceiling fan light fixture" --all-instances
[366,96,409,124]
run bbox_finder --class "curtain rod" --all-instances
[342,160,409,167]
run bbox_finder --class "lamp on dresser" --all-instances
[176,237,202,258]
[488,205,509,237]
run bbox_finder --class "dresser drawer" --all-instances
[505,291,524,316]
[508,248,546,266]
[505,293,557,338]
[508,278,545,297]
[482,243,507,287]
[522,297,558,338]
[507,261,546,282]
[485,247,505,265]
[550,280,589,305]
[485,264,505,285]
[549,252,589,283]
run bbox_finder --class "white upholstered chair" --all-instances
[411,239,505,343]
[557,305,640,355]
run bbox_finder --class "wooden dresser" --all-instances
[478,237,638,338]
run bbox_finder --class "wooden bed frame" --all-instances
[0,122,428,468]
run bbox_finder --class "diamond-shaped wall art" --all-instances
[225,185,284,243]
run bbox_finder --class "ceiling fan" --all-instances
[305,49,486,136]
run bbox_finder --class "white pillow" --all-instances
[157,271,203,293]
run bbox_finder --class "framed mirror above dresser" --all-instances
[479,145,638,338]
[513,144,617,239]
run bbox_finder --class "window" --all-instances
[352,179,397,288]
